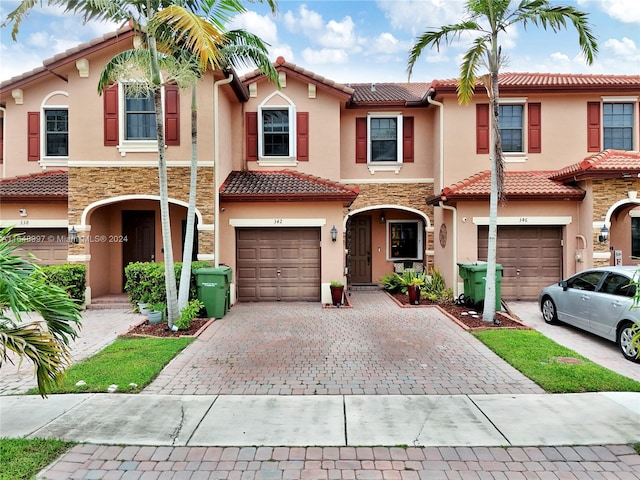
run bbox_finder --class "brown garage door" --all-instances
[236,228,321,302]
[478,226,562,301]
[15,228,68,265]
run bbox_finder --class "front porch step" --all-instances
[349,283,382,291]
[87,294,132,310]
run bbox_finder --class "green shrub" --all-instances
[421,267,454,305]
[176,299,204,330]
[124,261,211,311]
[41,264,86,304]
[380,273,402,292]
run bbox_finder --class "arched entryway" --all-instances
[602,194,640,267]
[78,195,203,300]
[345,205,432,286]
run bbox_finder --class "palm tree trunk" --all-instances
[148,33,179,326]
[178,85,198,310]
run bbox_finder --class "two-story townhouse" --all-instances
[0,25,249,303]
[2,25,639,308]
[427,74,640,301]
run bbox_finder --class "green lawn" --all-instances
[0,438,73,480]
[474,329,640,393]
[27,335,194,395]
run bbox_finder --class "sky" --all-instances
[1,0,639,84]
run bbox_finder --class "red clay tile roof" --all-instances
[437,170,585,202]
[431,73,640,95]
[241,57,354,99]
[551,150,640,181]
[0,171,68,200]
[348,82,431,106]
[220,170,358,204]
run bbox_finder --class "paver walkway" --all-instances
[143,291,543,396]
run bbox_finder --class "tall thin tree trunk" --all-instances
[149,33,179,326]
[178,85,198,311]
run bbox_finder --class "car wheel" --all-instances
[617,322,640,363]
[541,297,558,324]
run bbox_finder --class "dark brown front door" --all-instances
[122,210,155,285]
[478,226,562,301]
[350,215,372,284]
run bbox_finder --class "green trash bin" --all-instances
[457,262,502,311]
[195,266,232,319]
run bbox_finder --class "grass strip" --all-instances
[26,335,194,394]
[473,329,640,393]
[0,437,73,480]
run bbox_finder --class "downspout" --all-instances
[427,94,444,192]
[439,201,458,298]
[0,107,5,178]
[214,74,234,268]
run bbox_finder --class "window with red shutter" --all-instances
[403,117,414,163]
[27,112,40,161]
[476,104,490,154]
[296,112,309,161]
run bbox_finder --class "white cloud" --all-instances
[601,37,640,73]
[229,11,279,46]
[577,0,640,24]
[283,5,323,33]
[319,16,357,49]
[370,32,411,55]
[377,0,466,37]
[301,47,349,65]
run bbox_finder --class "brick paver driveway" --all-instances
[144,291,543,395]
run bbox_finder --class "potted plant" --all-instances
[147,302,165,325]
[137,292,152,315]
[398,270,425,305]
[329,281,344,307]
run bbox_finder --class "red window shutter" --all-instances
[0,118,4,163]
[476,104,490,154]
[103,85,119,146]
[527,103,542,153]
[246,112,258,161]
[164,84,180,146]
[355,117,367,163]
[587,101,601,152]
[27,112,40,161]
[402,116,414,163]
[296,112,309,161]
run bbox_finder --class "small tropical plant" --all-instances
[421,267,455,305]
[0,227,82,397]
[380,273,403,293]
[175,299,204,330]
[330,280,344,287]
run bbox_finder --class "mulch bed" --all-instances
[387,291,531,331]
[124,318,214,338]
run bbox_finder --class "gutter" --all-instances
[426,93,444,192]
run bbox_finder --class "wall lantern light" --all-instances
[69,226,80,244]
[19,208,27,217]
[330,225,338,243]
[379,211,386,224]
[598,224,609,243]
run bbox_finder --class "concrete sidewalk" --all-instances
[2,392,638,447]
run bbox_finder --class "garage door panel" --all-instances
[478,226,562,301]
[237,228,321,302]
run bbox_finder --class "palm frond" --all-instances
[221,30,279,85]
[457,36,490,105]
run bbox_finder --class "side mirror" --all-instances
[560,280,568,291]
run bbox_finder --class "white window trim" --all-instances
[600,96,637,151]
[498,100,526,156]
[40,91,69,166]
[367,113,403,171]
[117,83,165,156]
[258,92,296,166]
[386,219,424,261]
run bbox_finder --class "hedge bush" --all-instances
[124,261,211,310]
[41,264,86,304]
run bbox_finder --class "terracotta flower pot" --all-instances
[330,285,344,306]
[407,285,420,305]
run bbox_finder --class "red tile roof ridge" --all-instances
[431,72,640,90]
[552,150,640,180]
[0,169,67,184]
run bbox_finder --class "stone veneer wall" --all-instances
[68,167,215,255]
[591,178,640,267]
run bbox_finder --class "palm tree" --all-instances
[407,0,597,321]
[5,0,278,325]
[0,227,82,397]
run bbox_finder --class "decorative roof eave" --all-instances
[0,26,136,93]
[0,194,67,202]
[241,57,354,100]
[551,150,640,182]
[436,192,585,203]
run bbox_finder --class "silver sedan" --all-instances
[539,266,640,362]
